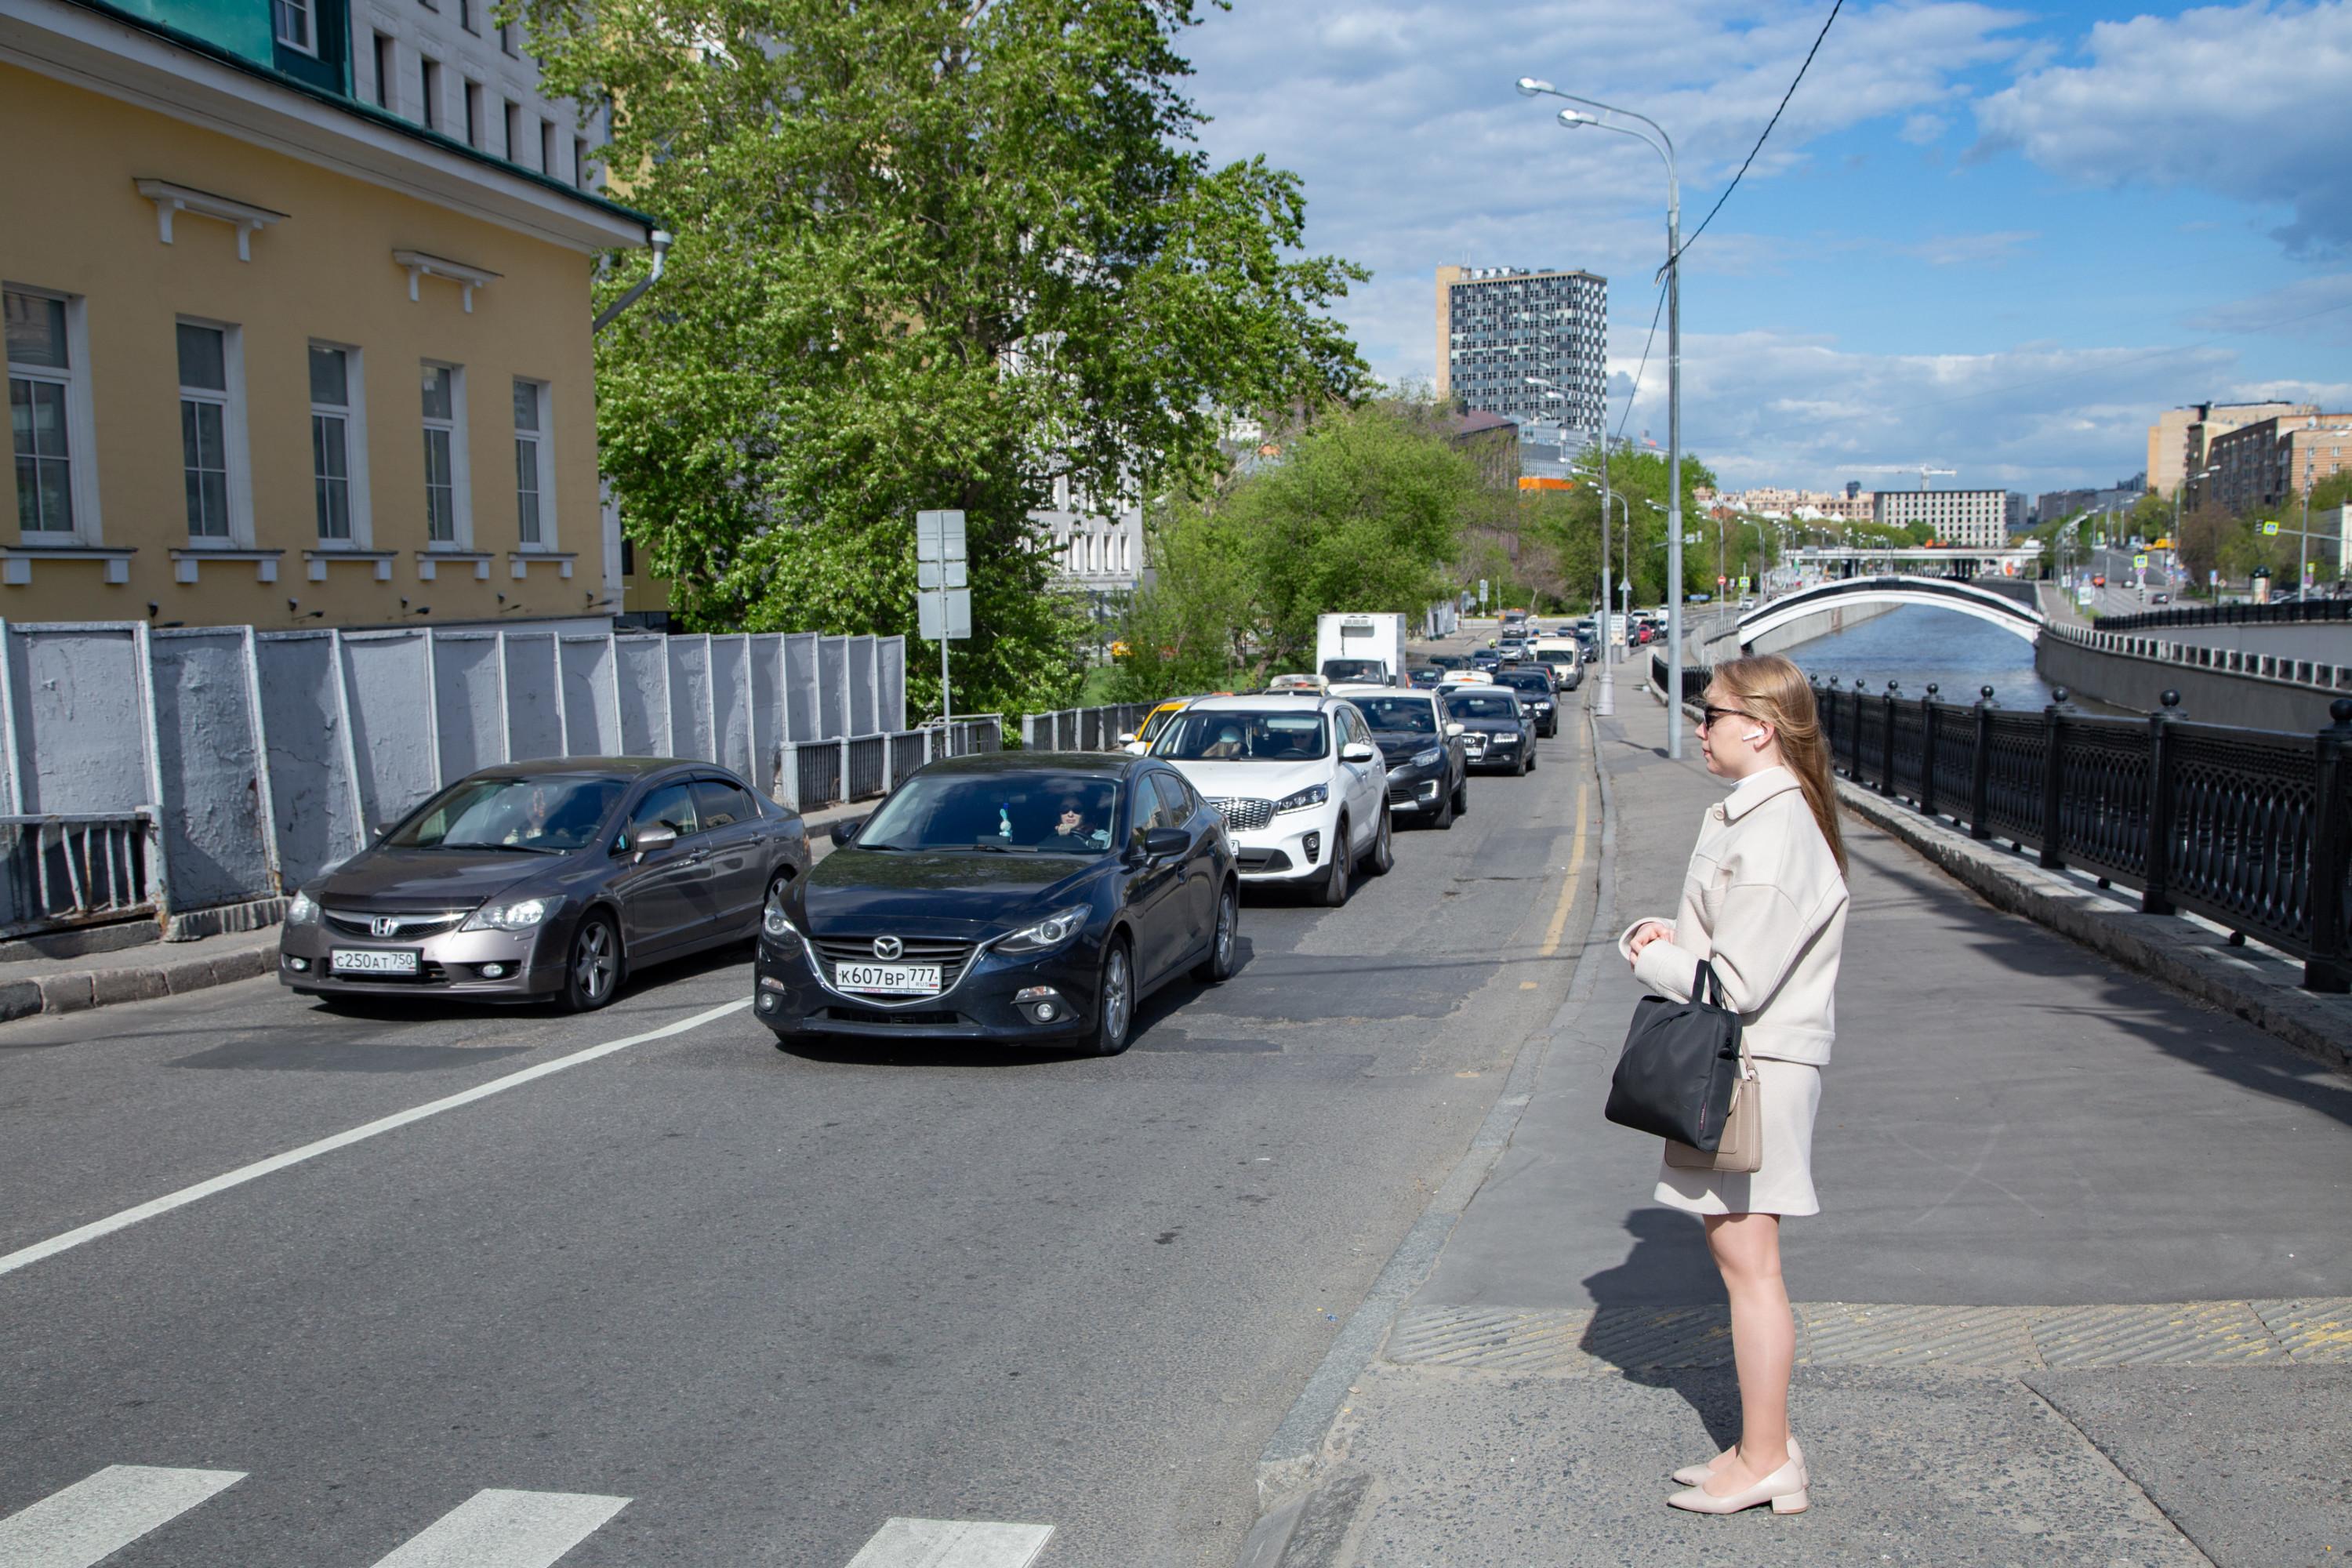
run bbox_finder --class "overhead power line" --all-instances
[1666,0,1842,275]
[1615,281,1668,441]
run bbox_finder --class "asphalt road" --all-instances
[0,709,1598,1567]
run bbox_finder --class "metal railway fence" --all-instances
[1650,649,2352,992]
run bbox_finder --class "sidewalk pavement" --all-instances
[0,797,877,1025]
[1261,710,2352,1567]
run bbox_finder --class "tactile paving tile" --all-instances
[2250,1299,2352,1363]
[1577,1305,1736,1370]
[1384,1307,1598,1375]
[1795,1302,2042,1370]
[2030,1301,2286,1367]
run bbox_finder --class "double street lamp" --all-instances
[1518,75,1686,757]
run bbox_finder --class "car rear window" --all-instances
[1446,691,1521,720]
[1345,695,1438,734]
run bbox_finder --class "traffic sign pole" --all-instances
[916,510,970,754]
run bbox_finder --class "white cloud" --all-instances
[1890,230,2038,267]
[2182,272,2352,344]
[1972,0,2352,254]
[1898,113,1948,144]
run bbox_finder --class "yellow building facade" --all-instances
[1,0,655,630]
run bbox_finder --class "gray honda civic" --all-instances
[278,758,809,1011]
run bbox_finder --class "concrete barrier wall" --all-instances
[1700,598,1896,662]
[2036,634,2341,731]
[0,621,907,924]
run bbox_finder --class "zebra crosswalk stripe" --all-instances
[366,1487,631,1568]
[0,1465,245,1568]
[844,1517,1054,1568]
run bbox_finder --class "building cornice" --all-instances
[0,0,657,253]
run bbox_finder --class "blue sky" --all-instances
[1179,0,2352,495]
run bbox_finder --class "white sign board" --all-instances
[916,510,967,562]
[916,561,968,590]
[919,587,972,641]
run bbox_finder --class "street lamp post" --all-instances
[1519,76,1685,755]
[1534,374,1617,715]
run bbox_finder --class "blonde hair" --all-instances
[1708,653,1846,875]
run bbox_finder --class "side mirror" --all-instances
[1446,722,1465,739]
[1117,732,1136,746]
[829,816,866,847]
[631,822,679,855]
[1140,826,1189,858]
[1341,742,1376,764]
[376,821,402,840]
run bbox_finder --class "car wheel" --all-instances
[561,912,622,1013]
[1090,935,1134,1055]
[1192,882,1238,984]
[1319,815,1352,907]
[1432,783,1455,830]
[1367,806,1395,875]
[1518,749,1533,776]
[1452,777,1468,818]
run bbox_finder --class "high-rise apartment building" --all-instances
[2206,413,2352,518]
[1875,488,2020,548]
[2147,401,2314,496]
[1434,265,1606,441]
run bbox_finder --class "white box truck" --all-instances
[1316,612,1410,686]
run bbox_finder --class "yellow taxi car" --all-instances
[1123,696,1197,755]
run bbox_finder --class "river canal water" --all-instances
[1777,604,2072,710]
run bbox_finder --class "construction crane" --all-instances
[1847,464,1958,490]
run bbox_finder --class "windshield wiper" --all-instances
[967,840,1039,854]
[434,841,567,855]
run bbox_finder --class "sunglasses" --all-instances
[1698,706,1756,731]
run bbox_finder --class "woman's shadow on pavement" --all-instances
[1580,1208,1743,1450]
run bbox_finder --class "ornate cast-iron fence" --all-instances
[1817,678,2352,993]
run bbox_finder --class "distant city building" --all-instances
[2148,401,2314,496]
[1697,486,1877,521]
[1,0,648,629]
[1433,265,1606,443]
[1034,475,1142,602]
[1874,488,2017,548]
[2207,413,2352,518]
[2034,477,2147,526]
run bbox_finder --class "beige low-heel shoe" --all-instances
[1671,1436,1804,1488]
[1666,1457,1809,1515]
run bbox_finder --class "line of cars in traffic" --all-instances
[271,626,1566,1058]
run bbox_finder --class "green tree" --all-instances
[1523,445,1719,609]
[524,0,1370,716]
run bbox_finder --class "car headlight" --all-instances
[1411,747,1443,768]
[286,890,319,925]
[995,905,1090,955]
[762,895,800,939]
[461,896,552,932]
[1275,783,1328,815]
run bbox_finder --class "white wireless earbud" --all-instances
[1741,730,1766,742]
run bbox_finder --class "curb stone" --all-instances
[0,932,283,1024]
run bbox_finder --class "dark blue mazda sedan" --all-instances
[754,753,1239,1054]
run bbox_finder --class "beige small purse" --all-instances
[1664,1050,1762,1173]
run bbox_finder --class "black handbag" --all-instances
[1605,960,1745,1152]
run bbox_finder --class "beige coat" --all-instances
[1617,765,1849,1065]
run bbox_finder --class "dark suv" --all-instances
[1494,667,1559,738]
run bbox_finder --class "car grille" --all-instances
[811,935,978,990]
[325,910,467,941]
[1212,798,1276,833]
[1234,848,1293,873]
[822,1006,966,1028]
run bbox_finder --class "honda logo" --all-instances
[872,936,903,960]
[371,916,402,938]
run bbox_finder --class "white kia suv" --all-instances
[1151,693,1392,906]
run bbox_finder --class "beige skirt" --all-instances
[1653,1058,1821,1218]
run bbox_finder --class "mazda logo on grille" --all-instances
[872,936,903,960]
[371,916,401,938]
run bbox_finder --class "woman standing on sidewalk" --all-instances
[1621,652,1849,1517]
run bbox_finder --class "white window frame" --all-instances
[420,360,470,549]
[5,285,101,543]
[274,0,317,54]
[176,317,252,547]
[370,31,396,112]
[309,342,372,548]
[463,76,482,147]
[419,54,441,132]
[511,376,555,550]
[503,99,521,162]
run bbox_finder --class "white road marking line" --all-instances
[0,997,752,1281]
[368,1487,630,1568]
[844,1517,1054,1568]
[1538,779,1592,958]
[0,1464,245,1567]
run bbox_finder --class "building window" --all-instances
[274,0,314,53]
[457,0,475,31]
[574,137,590,190]
[310,345,362,543]
[419,58,441,132]
[620,535,634,575]
[420,363,463,544]
[539,119,556,175]
[503,100,521,162]
[512,378,552,546]
[6,289,85,536]
[499,20,518,55]
[372,33,394,110]
[464,80,481,147]
[177,321,238,540]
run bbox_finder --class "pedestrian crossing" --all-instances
[0,1465,1054,1566]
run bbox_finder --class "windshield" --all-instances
[1446,691,1522,721]
[1345,695,1438,735]
[1498,672,1552,694]
[388,775,625,853]
[858,773,1121,854]
[1156,710,1330,762]
[1320,658,1387,683]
